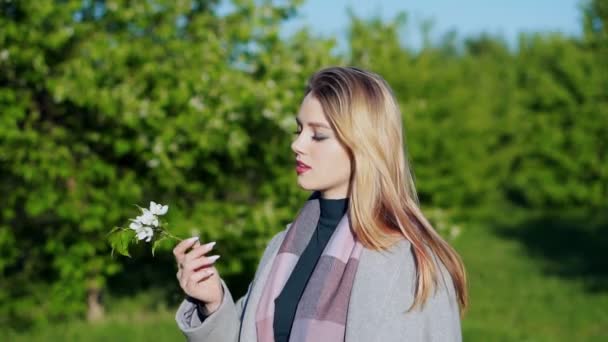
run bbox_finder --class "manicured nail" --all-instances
[203,241,216,249]
[187,236,199,242]
[207,255,220,263]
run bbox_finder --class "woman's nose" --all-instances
[291,133,305,155]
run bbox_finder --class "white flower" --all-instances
[135,226,154,242]
[129,220,142,231]
[149,201,168,216]
[110,200,177,257]
[136,209,159,227]
[129,214,155,242]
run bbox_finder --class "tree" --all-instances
[0,0,336,328]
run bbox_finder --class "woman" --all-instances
[174,66,468,342]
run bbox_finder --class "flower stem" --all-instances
[160,230,183,241]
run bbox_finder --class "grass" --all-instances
[4,215,608,341]
[456,216,608,341]
[2,292,184,342]
[3,314,182,342]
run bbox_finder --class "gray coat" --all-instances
[175,222,462,342]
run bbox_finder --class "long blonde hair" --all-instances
[305,66,468,316]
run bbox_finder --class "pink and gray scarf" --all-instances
[255,193,364,342]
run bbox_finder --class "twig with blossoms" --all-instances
[108,201,183,257]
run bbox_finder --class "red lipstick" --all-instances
[296,160,311,175]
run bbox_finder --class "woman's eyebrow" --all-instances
[295,117,330,129]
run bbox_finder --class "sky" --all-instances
[278,0,584,51]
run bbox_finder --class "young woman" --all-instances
[173,66,468,342]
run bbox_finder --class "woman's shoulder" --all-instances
[365,237,454,287]
[388,238,458,302]
[370,235,413,258]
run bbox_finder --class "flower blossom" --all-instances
[149,201,168,216]
[109,200,177,257]
[136,226,154,242]
[128,219,153,242]
[136,209,159,227]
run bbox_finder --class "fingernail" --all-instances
[207,255,220,263]
[203,241,216,249]
[187,236,199,242]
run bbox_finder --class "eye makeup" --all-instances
[292,129,327,141]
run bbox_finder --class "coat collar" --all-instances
[239,191,409,342]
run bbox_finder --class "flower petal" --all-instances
[159,205,168,215]
[144,227,154,242]
[129,221,142,230]
[136,229,146,240]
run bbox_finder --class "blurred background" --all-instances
[1,0,606,340]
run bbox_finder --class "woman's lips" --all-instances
[296,161,311,174]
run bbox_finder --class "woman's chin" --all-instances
[296,177,315,191]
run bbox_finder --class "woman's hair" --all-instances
[304,66,468,316]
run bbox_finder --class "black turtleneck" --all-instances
[273,196,349,342]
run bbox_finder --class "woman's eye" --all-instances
[292,130,325,141]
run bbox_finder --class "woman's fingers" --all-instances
[175,239,221,300]
[173,236,200,261]
[184,267,215,293]
[185,255,221,271]
[184,241,216,263]
[179,240,202,269]
[179,245,217,279]
[181,267,214,289]
[191,268,216,283]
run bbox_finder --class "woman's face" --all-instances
[291,93,352,199]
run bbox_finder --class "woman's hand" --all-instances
[173,237,223,314]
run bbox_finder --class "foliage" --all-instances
[1,0,606,332]
[346,7,607,213]
[0,0,336,328]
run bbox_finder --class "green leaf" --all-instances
[151,235,169,257]
[107,228,135,258]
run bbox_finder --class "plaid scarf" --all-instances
[255,192,364,342]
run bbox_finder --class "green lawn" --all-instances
[460,228,607,341]
[5,218,607,341]
[3,315,182,341]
